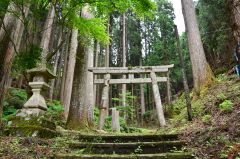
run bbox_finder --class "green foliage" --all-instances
[72,148,85,154]
[47,99,65,113]
[89,0,156,18]
[103,115,127,133]
[172,97,187,116]
[2,88,27,122]
[94,107,100,125]
[104,116,112,132]
[140,0,192,95]
[112,92,137,121]
[134,145,142,154]
[14,43,42,71]
[219,100,234,113]
[46,99,65,126]
[2,0,156,73]
[196,0,234,73]
[216,93,227,99]
[65,0,156,45]
[10,88,27,100]
[202,115,212,122]
[2,105,17,122]
[119,116,127,133]
[143,110,153,122]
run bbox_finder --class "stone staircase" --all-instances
[54,133,193,159]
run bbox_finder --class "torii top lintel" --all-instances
[88,64,174,75]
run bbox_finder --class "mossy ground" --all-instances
[0,130,81,158]
[156,74,240,159]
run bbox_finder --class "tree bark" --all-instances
[60,31,70,102]
[139,58,146,126]
[66,7,95,130]
[63,23,78,118]
[104,17,110,116]
[181,0,215,102]
[49,27,63,100]
[105,17,110,67]
[226,0,240,43]
[122,13,127,119]
[40,3,55,67]
[48,20,57,57]
[137,18,145,126]
[54,45,64,100]
[0,2,25,124]
[86,40,95,128]
[94,40,100,109]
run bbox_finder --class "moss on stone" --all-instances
[4,116,59,139]
[4,125,60,139]
[7,116,56,130]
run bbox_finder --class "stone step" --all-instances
[79,134,179,143]
[69,140,187,154]
[54,152,193,159]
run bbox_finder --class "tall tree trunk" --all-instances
[49,27,63,100]
[40,3,55,67]
[226,0,240,43]
[105,17,110,68]
[54,46,64,100]
[86,40,94,127]
[122,13,127,119]
[94,41,100,109]
[181,0,215,102]
[137,19,145,126]
[104,17,110,115]
[16,73,24,88]
[48,20,57,57]
[60,31,70,102]
[63,23,79,118]
[139,56,146,126]
[174,25,193,121]
[0,2,25,124]
[66,7,95,130]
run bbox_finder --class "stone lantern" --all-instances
[16,66,56,117]
[5,66,59,138]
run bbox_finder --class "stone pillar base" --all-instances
[16,108,47,117]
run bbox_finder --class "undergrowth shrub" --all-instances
[112,92,136,123]
[11,88,27,100]
[219,100,234,113]
[94,107,100,125]
[46,99,66,126]
[3,87,27,122]
[103,115,127,133]
[202,115,212,122]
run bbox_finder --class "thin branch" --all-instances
[201,28,231,35]
[46,37,66,62]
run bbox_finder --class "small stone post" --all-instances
[112,108,120,132]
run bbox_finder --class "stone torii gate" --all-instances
[88,64,174,129]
